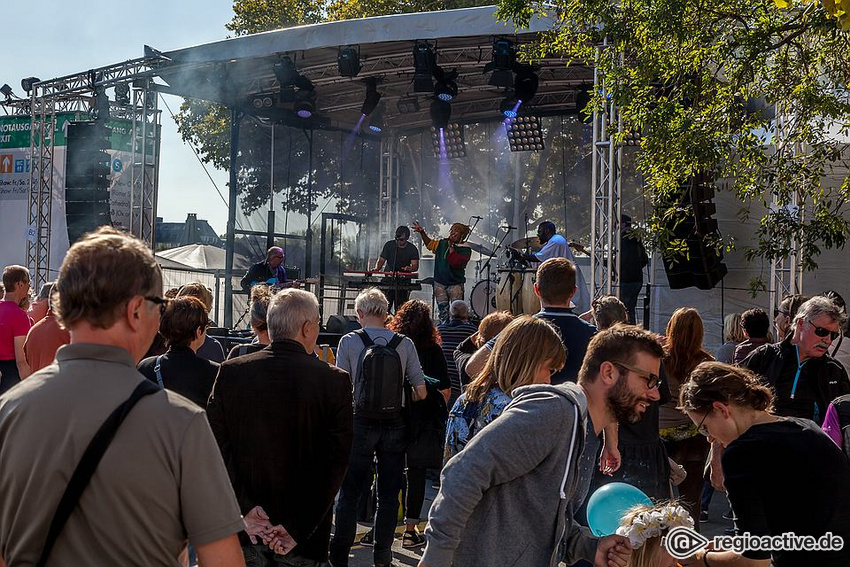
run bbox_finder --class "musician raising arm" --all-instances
[412,221,472,324]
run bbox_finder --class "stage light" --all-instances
[296,100,314,119]
[413,41,436,93]
[20,77,40,94]
[114,84,130,105]
[273,56,300,87]
[492,39,516,71]
[620,131,642,146]
[500,97,520,118]
[514,64,539,104]
[397,96,420,114]
[430,122,466,158]
[368,104,385,133]
[433,66,458,102]
[92,87,110,121]
[430,99,451,130]
[505,115,544,152]
[338,47,361,77]
[0,84,12,99]
[251,93,275,109]
[361,77,382,116]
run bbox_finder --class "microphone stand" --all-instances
[482,226,514,316]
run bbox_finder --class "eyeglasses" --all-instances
[807,320,840,341]
[612,361,660,389]
[696,410,711,437]
[145,296,171,316]
[774,309,789,318]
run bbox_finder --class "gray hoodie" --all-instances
[422,383,599,566]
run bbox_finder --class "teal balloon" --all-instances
[586,482,652,536]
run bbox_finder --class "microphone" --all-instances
[471,215,483,220]
[502,225,517,230]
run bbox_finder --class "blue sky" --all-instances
[4,0,236,234]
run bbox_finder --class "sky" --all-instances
[3,0,236,235]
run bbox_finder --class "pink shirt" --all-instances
[0,301,32,361]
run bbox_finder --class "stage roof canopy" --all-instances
[155,6,592,131]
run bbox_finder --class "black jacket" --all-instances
[207,339,354,561]
[138,346,219,407]
[742,337,850,425]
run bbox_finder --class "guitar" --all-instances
[247,277,319,292]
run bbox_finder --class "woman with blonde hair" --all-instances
[658,307,713,524]
[715,312,745,364]
[444,315,566,462]
[616,502,694,567]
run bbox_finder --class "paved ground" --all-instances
[342,481,735,566]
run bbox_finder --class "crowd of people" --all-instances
[1,226,850,567]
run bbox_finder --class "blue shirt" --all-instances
[444,386,512,463]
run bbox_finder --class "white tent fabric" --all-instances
[156,244,250,272]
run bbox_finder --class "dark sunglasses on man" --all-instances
[808,319,841,341]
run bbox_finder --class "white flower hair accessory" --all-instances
[615,504,694,549]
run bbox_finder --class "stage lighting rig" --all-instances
[505,115,544,152]
[500,97,520,119]
[20,77,40,94]
[514,64,539,104]
[295,89,316,119]
[433,66,458,102]
[274,56,300,87]
[0,84,13,100]
[114,84,131,105]
[338,47,361,77]
[251,93,276,109]
[430,99,451,130]
[368,103,385,133]
[413,41,436,93]
[484,39,516,88]
[361,77,382,116]
[430,122,466,158]
[397,96,420,114]
[92,86,110,121]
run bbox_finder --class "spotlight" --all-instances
[0,84,12,99]
[492,39,516,71]
[397,96,420,114]
[413,41,436,93]
[430,99,451,130]
[114,83,130,105]
[488,69,513,89]
[514,64,539,104]
[296,100,314,119]
[368,103,385,133]
[338,47,361,77]
[620,131,642,146]
[500,97,520,118]
[430,123,466,158]
[92,86,110,121]
[20,77,40,94]
[433,66,458,102]
[361,77,382,116]
[250,93,275,109]
[273,56,300,87]
[505,115,544,152]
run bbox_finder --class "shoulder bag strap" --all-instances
[153,355,164,388]
[37,380,160,567]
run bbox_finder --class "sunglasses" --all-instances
[807,320,840,341]
[145,296,171,316]
[612,361,660,390]
[696,410,711,437]
[774,309,790,318]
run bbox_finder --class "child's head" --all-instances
[616,502,694,567]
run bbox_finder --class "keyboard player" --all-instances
[375,225,420,312]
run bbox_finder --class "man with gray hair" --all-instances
[437,300,478,401]
[743,295,850,425]
[208,288,354,566]
[330,287,427,567]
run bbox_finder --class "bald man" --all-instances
[241,247,292,292]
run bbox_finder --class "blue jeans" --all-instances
[242,545,321,567]
[330,417,407,566]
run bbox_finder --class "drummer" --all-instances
[412,220,472,324]
[509,221,590,313]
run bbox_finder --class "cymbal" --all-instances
[462,241,496,256]
[510,236,542,251]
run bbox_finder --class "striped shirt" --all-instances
[438,319,479,395]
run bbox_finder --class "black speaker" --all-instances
[661,176,728,290]
[65,121,112,243]
[326,315,360,334]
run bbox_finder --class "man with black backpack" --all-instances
[330,288,428,567]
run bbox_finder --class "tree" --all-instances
[498,0,850,286]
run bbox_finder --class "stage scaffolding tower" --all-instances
[590,40,622,299]
[378,136,400,261]
[18,56,164,290]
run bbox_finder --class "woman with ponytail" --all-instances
[678,362,850,567]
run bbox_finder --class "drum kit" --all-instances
[469,236,542,319]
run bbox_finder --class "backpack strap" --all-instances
[355,329,374,347]
[153,355,164,388]
[37,380,160,567]
[387,334,404,350]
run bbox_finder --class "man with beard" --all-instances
[421,325,662,567]
[742,295,850,425]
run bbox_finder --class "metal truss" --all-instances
[129,79,161,248]
[23,56,165,290]
[589,42,622,299]
[378,137,400,256]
